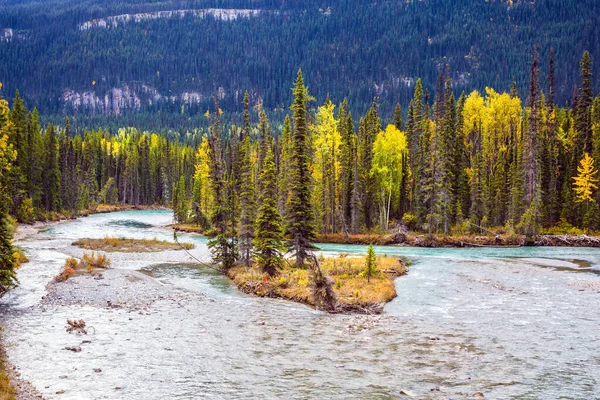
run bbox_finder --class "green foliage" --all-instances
[253,150,285,276]
[401,213,417,230]
[361,245,379,283]
[287,70,317,268]
[0,210,17,294]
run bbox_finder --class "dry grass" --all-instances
[72,237,194,253]
[228,254,407,312]
[55,252,112,282]
[318,233,397,245]
[170,224,205,234]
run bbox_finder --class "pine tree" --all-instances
[278,115,293,217]
[287,70,317,268]
[362,245,378,283]
[519,46,542,236]
[339,101,355,233]
[173,175,187,223]
[253,149,285,276]
[207,95,236,270]
[238,133,256,268]
[42,124,61,212]
[576,51,594,155]
[393,103,403,131]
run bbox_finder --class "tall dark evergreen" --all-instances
[253,149,285,276]
[519,46,542,236]
[287,70,316,268]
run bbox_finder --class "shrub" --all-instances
[82,252,111,269]
[16,197,35,224]
[12,248,29,268]
[56,258,77,282]
[401,213,417,230]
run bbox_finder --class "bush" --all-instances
[56,258,78,282]
[16,197,35,224]
[82,252,111,269]
[12,248,28,268]
[401,213,417,230]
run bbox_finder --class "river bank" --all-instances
[172,222,600,248]
[0,337,44,399]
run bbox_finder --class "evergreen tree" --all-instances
[253,149,285,276]
[575,51,594,155]
[287,70,317,268]
[519,46,542,236]
[393,103,403,131]
[278,115,293,217]
[42,124,61,212]
[238,133,256,268]
[173,175,188,223]
[362,245,378,283]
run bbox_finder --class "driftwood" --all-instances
[536,234,600,247]
[308,254,338,312]
[66,319,87,334]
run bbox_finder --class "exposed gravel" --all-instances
[1,345,45,400]
[42,269,182,310]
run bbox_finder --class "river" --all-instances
[1,210,600,399]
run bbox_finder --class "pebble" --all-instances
[93,368,102,373]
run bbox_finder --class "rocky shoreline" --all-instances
[0,338,45,400]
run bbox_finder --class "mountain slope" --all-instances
[0,0,598,128]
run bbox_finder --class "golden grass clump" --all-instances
[72,237,194,253]
[55,252,111,282]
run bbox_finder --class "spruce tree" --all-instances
[238,133,256,268]
[42,124,61,212]
[519,46,542,236]
[253,149,285,276]
[362,245,378,283]
[287,70,317,268]
[393,103,403,131]
[173,176,187,223]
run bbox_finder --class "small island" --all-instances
[228,250,408,314]
[72,237,194,253]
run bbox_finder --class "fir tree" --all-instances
[238,133,256,268]
[253,150,285,276]
[42,124,61,212]
[362,245,378,283]
[519,46,542,236]
[393,103,403,131]
[287,70,317,268]
[173,176,188,223]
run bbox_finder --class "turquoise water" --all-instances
[2,210,600,399]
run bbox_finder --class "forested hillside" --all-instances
[0,0,599,129]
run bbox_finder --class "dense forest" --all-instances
[1,0,599,129]
[2,47,600,292]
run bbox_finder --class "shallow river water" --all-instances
[2,210,600,399]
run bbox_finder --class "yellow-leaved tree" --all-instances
[371,124,408,230]
[573,153,599,208]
